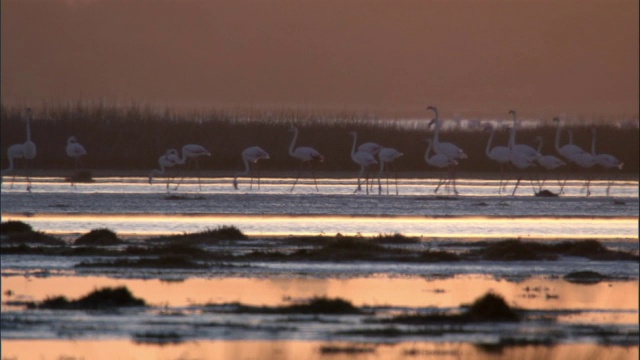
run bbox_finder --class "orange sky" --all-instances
[2,0,638,118]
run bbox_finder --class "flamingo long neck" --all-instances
[536,138,543,154]
[568,129,574,145]
[350,133,358,158]
[485,127,495,157]
[425,140,433,160]
[26,114,32,142]
[288,129,298,156]
[508,112,517,149]
[554,121,563,152]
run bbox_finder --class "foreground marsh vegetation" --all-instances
[2,222,637,268]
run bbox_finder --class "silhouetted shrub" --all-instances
[74,228,123,246]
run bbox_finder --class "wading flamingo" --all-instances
[590,128,623,196]
[289,127,324,192]
[348,131,378,194]
[66,136,87,170]
[1,108,36,191]
[173,144,211,190]
[149,149,181,191]
[426,106,466,195]
[483,123,511,194]
[377,147,403,195]
[533,136,566,193]
[424,138,458,194]
[233,146,270,190]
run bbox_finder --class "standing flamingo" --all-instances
[358,142,383,156]
[377,147,403,195]
[233,146,270,190]
[508,149,536,196]
[348,132,378,194]
[483,123,511,194]
[173,144,211,190]
[507,110,540,162]
[426,106,466,195]
[149,149,181,191]
[533,136,566,192]
[590,128,623,196]
[66,136,87,169]
[424,138,458,194]
[567,129,596,196]
[553,117,590,193]
[288,127,324,192]
[1,108,36,191]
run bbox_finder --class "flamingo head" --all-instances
[481,123,493,132]
[427,118,437,129]
[68,136,78,144]
[534,136,543,143]
[426,106,437,114]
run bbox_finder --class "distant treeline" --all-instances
[1,103,638,175]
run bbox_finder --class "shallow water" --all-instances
[1,176,638,359]
[1,176,638,239]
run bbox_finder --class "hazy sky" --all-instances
[2,0,638,118]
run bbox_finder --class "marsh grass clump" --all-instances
[563,271,611,284]
[463,293,520,322]
[0,221,65,245]
[419,249,461,262]
[386,292,519,324]
[217,297,362,315]
[149,225,248,244]
[32,286,145,310]
[373,233,420,244]
[74,228,123,246]
[1,221,33,234]
[477,240,556,261]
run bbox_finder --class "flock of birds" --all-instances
[1,106,625,196]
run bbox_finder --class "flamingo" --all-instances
[173,144,211,190]
[483,123,511,194]
[507,110,540,162]
[424,138,458,194]
[533,136,566,192]
[377,147,403,195]
[288,127,324,192]
[590,128,623,196]
[348,131,378,194]
[508,149,536,196]
[426,106,466,195]
[66,136,87,171]
[1,108,36,191]
[358,142,383,156]
[149,149,181,191]
[233,146,270,190]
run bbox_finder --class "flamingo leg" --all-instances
[511,176,522,196]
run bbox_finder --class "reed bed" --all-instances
[1,103,638,175]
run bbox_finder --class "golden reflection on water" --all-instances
[2,340,637,360]
[3,275,637,323]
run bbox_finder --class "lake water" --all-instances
[1,175,638,360]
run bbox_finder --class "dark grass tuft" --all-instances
[74,228,123,246]
[33,286,145,310]
[148,225,248,244]
[214,297,362,315]
[476,240,556,261]
[0,221,65,245]
[463,293,520,322]
[385,292,519,324]
[1,221,33,234]
[563,271,611,284]
[318,345,376,354]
